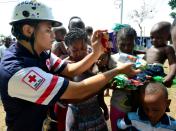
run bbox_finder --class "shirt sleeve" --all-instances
[50,53,68,73]
[8,67,69,105]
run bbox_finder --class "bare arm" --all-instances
[60,63,140,102]
[8,64,140,105]
[61,30,106,77]
[62,52,101,77]
[163,46,176,86]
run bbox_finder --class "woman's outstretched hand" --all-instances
[117,63,141,77]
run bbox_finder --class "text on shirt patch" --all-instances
[22,70,45,90]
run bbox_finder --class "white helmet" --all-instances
[10,0,62,27]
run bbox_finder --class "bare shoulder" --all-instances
[165,45,174,50]
[164,45,176,63]
[165,45,175,54]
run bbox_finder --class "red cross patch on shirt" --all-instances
[22,70,45,90]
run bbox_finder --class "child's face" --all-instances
[55,31,65,42]
[118,37,134,54]
[68,39,88,62]
[150,30,168,48]
[141,90,170,125]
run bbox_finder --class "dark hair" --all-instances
[11,20,39,41]
[53,26,67,36]
[68,16,85,30]
[64,28,87,46]
[151,21,171,40]
[117,27,137,43]
[141,82,168,99]
[85,26,93,36]
[69,16,81,22]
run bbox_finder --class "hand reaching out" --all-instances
[117,63,141,77]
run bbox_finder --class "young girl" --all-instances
[64,28,108,131]
[109,27,140,131]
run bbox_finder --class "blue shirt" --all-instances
[117,108,176,131]
[0,42,69,131]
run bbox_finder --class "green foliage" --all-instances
[168,0,176,18]
[170,12,176,19]
[168,0,176,10]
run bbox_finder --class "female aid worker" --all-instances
[0,1,140,131]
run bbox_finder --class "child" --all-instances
[86,26,93,39]
[95,52,111,119]
[52,26,68,59]
[68,16,93,54]
[96,53,111,97]
[85,26,94,46]
[138,21,176,87]
[64,28,108,131]
[68,16,85,30]
[117,82,176,130]
[109,27,140,131]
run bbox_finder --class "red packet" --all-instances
[96,30,109,52]
[101,32,109,49]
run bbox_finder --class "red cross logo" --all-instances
[28,75,36,83]
[22,70,45,90]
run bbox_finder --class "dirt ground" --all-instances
[0,100,6,131]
